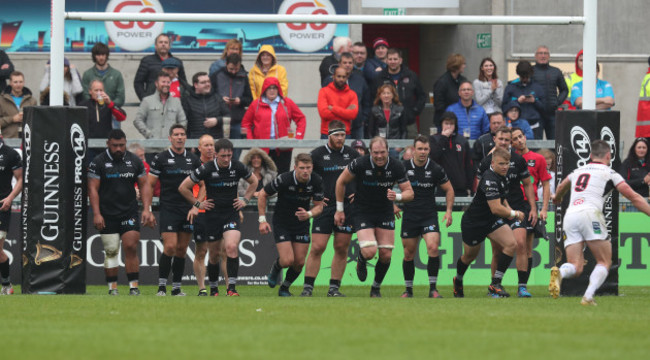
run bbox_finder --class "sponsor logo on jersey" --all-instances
[365,170,372,176]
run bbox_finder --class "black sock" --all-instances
[374,260,391,285]
[428,256,440,290]
[402,260,414,289]
[281,266,302,290]
[172,256,185,283]
[456,257,470,280]
[106,275,118,284]
[517,270,528,286]
[329,279,341,290]
[158,253,173,281]
[493,253,514,285]
[524,257,533,284]
[0,259,10,285]
[304,276,315,289]
[227,256,239,283]
[357,251,367,263]
[208,262,220,283]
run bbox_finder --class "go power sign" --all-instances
[278,0,337,52]
[104,0,165,52]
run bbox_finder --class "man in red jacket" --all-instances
[317,67,358,139]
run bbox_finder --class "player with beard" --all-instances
[335,137,414,297]
[453,147,523,298]
[88,130,155,295]
[148,125,201,296]
[302,121,359,297]
[476,126,537,297]
[511,127,552,295]
[260,154,324,297]
[180,138,257,296]
[399,135,454,298]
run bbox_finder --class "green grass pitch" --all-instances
[1,285,648,360]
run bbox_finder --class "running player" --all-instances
[259,153,324,297]
[88,129,155,295]
[477,126,537,297]
[302,121,359,297]
[454,147,523,298]
[511,127,552,294]
[335,137,414,297]
[149,124,201,296]
[550,140,650,305]
[400,135,454,298]
[180,138,257,296]
[191,134,214,296]
[0,138,22,295]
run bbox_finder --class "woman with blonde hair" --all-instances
[248,45,289,100]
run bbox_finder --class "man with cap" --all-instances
[364,37,389,83]
[161,58,190,98]
[351,139,367,156]
[134,34,187,101]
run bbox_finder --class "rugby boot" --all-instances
[370,287,381,298]
[278,288,293,297]
[300,288,313,297]
[0,285,13,295]
[227,289,240,297]
[429,289,443,298]
[267,263,280,288]
[171,288,186,296]
[453,277,464,298]
[197,289,208,296]
[400,291,413,298]
[580,297,597,306]
[549,266,562,299]
[488,284,510,298]
[108,289,119,296]
[129,288,141,296]
[517,286,532,298]
[327,288,346,297]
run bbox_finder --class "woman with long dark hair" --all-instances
[368,84,405,139]
[619,137,650,197]
[473,57,504,114]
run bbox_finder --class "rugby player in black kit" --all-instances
[258,153,324,297]
[302,121,359,297]
[88,130,155,295]
[0,138,22,295]
[399,135,454,298]
[476,126,537,297]
[148,125,201,296]
[335,137,414,297]
[454,147,524,298]
[179,138,258,296]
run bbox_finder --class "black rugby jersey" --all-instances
[88,149,146,217]
[0,143,21,199]
[190,159,251,210]
[264,171,324,227]
[347,155,408,214]
[477,149,529,208]
[464,168,508,224]
[149,149,201,210]
[311,143,359,206]
[402,158,448,216]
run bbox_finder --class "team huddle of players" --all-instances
[80,120,650,305]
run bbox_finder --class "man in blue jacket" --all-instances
[445,81,489,140]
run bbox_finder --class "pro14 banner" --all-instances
[21,106,87,294]
[555,110,620,296]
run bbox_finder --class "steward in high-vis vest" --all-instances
[636,57,650,138]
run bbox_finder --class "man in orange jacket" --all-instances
[317,67,358,139]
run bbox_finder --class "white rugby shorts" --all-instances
[562,208,609,247]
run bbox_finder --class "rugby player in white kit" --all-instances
[550,140,650,305]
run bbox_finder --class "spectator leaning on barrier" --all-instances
[433,53,468,127]
[209,39,244,77]
[133,72,187,154]
[429,111,473,197]
[249,45,289,101]
[618,137,650,198]
[532,45,568,140]
[134,34,187,101]
[0,50,14,88]
[181,71,229,140]
[0,71,37,139]
[318,67,358,139]
[473,57,504,115]
[445,80,489,140]
[241,76,305,174]
[570,62,615,110]
[502,60,545,139]
[319,36,352,84]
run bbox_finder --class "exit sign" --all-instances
[383,8,406,15]
[477,33,492,49]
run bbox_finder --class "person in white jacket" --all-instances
[39,57,83,106]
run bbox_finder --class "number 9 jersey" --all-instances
[566,162,625,214]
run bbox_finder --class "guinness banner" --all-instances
[21,107,87,294]
[555,110,620,296]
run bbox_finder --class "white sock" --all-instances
[584,264,608,300]
[559,263,577,279]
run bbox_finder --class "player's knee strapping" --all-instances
[0,231,7,241]
[359,240,378,248]
[101,234,120,268]
[377,244,395,249]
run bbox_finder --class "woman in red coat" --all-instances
[242,76,306,173]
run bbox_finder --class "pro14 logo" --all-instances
[104,0,165,52]
[570,126,591,167]
[277,0,337,52]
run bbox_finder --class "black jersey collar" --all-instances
[325,143,344,154]
[410,158,429,169]
[168,148,186,158]
[214,159,232,170]
[292,170,310,185]
[370,156,389,169]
